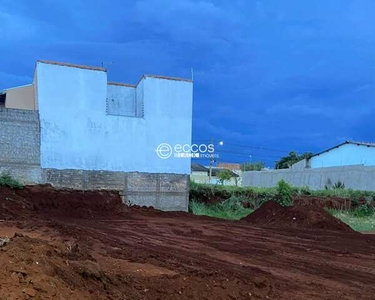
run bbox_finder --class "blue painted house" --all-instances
[292,141,375,169]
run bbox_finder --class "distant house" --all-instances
[217,163,241,171]
[0,84,36,110]
[291,141,375,169]
[191,163,209,183]
[191,163,239,185]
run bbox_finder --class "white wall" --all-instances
[35,62,193,174]
[106,84,136,117]
[311,144,375,168]
[243,165,375,191]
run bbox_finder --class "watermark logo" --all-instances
[155,143,219,159]
[155,143,173,159]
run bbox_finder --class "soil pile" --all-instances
[0,186,35,220]
[0,185,127,220]
[0,185,194,222]
[242,201,354,232]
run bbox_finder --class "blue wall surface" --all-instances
[35,62,193,174]
[106,84,137,117]
[310,143,375,168]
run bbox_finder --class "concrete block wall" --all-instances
[0,108,40,164]
[43,169,189,211]
[0,108,42,184]
[125,173,189,211]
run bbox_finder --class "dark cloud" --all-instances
[0,0,374,164]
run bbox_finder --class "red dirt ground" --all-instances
[1,186,375,299]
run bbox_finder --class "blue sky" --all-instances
[1,0,374,167]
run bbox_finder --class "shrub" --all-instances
[189,197,253,220]
[0,173,24,189]
[189,181,375,212]
[324,178,333,190]
[352,205,375,218]
[189,181,279,206]
[277,180,292,206]
[333,180,345,190]
[325,178,345,190]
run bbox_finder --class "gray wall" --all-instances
[242,165,375,191]
[43,169,189,211]
[0,108,42,183]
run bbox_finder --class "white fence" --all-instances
[242,165,375,191]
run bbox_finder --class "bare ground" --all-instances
[1,185,375,299]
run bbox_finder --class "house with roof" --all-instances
[0,60,193,211]
[243,141,375,191]
[291,141,375,169]
[191,163,240,185]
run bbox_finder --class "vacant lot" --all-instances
[1,185,375,299]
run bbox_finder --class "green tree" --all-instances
[217,169,233,185]
[275,151,313,169]
[240,162,265,171]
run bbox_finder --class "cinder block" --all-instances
[126,172,158,192]
[125,192,157,207]
[159,174,189,192]
[158,192,188,211]
[43,169,84,189]
[0,109,40,165]
[85,170,125,190]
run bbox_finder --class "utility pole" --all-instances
[208,139,224,184]
[208,138,213,184]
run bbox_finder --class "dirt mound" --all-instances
[0,185,128,220]
[0,185,194,222]
[19,184,124,215]
[0,186,35,220]
[242,201,354,232]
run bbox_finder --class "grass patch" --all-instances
[190,182,375,231]
[189,198,253,220]
[310,189,375,201]
[328,209,375,232]
[189,181,277,209]
[190,181,375,210]
[0,173,23,189]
